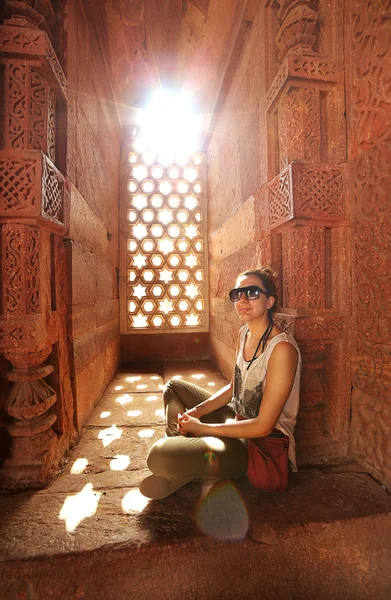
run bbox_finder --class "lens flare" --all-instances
[195,482,249,541]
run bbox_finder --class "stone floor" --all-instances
[0,361,391,599]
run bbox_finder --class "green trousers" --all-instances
[146,379,248,481]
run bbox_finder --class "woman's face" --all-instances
[233,274,273,323]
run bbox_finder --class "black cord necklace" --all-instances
[246,319,274,371]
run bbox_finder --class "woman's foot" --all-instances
[139,474,192,499]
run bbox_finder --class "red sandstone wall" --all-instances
[207,2,352,467]
[346,1,391,489]
[207,11,267,378]
[62,0,121,431]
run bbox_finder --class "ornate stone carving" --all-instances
[276,0,320,62]
[266,55,341,109]
[44,40,68,97]
[29,70,46,151]
[0,320,36,347]
[2,60,57,159]
[0,155,37,213]
[1,346,58,488]
[352,342,390,400]
[296,316,345,340]
[4,0,55,38]
[274,313,295,334]
[41,155,63,222]
[0,0,71,490]
[349,1,391,156]
[353,217,390,344]
[0,25,68,98]
[282,226,291,307]
[353,145,390,224]
[0,24,44,52]
[275,314,346,340]
[269,165,292,226]
[0,151,67,228]
[348,0,391,487]
[1,224,41,316]
[269,162,346,228]
[5,62,27,149]
[47,87,55,163]
[26,226,40,313]
[278,86,321,170]
[280,225,330,311]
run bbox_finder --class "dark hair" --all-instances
[236,267,278,315]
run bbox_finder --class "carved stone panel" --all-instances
[0,149,67,229]
[273,312,350,463]
[0,24,68,98]
[0,318,37,348]
[279,86,321,170]
[295,339,350,463]
[279,225,330,311]
[1,60,56,159]
[269,162,347,229]
[276,1,319,62]
[1,224,41,317]
[266,54,342,109]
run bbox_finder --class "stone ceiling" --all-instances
[84,0,260,137]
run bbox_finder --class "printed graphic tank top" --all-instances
[232,327,302,471]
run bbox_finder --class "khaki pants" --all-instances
[146,379,248,481]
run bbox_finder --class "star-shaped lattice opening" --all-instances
[159,269,173,284]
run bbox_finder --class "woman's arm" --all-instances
[184,328,244,420]
[184,381,233,419]
[179,341,298,438]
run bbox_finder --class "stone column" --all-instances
[264,0,350,464]
[0,0,71,488]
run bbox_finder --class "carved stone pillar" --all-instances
[264,0,350,464]
[3,346,58,485]
[0,0,71,488]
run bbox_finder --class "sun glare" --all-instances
[136,91,200,156]
[122,489,149,513]
[59,483,101,533]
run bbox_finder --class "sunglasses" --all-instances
[229,285,269,303]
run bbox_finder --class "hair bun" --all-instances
[259,267,278,284]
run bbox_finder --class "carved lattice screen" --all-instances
[125,128,208,333]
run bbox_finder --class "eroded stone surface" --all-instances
[87,392,165,427]
[62,425,164,478]
[105,373,164,394]
[1,366,391,599]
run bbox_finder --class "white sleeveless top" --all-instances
[232,327,301,471]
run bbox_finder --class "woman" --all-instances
[140,268,301,499]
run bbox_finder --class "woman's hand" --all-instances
[177,412,204,436]
[182,407,199,419]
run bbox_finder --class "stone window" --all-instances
[125,126,208,332]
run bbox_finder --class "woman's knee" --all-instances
[147,438,174,477]
[162,379,180,401]
[147,440,163,474]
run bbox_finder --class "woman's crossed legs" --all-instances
[140,379,247,499]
